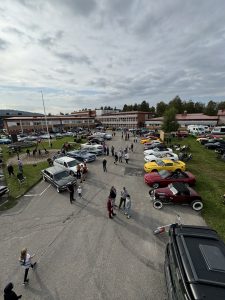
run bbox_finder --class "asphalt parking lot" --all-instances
[0,135,205,300]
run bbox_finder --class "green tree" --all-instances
[156,101,168,116]
[194,102,205,113]
[162,107,179,132]
[204,100,218,115]
[168,95,183,113]
[140,100,150,111]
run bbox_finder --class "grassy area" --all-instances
[0,137,86,210]
[171,136,225,239]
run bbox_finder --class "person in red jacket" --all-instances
[107,197,116,219]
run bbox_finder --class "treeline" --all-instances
[121,96,225,117]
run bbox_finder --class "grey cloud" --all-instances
[39,31,64,48]
[54,51,91,65]
[54,0,97,16]
[0,38,9,50]
[3,26,25,37]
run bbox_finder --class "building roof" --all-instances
[218,109,225,116]
[4,115,94,121]
[100,111,153,116]
[0,109,43,117]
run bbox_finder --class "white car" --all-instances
[144,147,173,156]
[53,156,86,176]
[80,143,103,151]
[144,152,178,162]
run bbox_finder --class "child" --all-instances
[77,186,82,198]
[124,195,131,219]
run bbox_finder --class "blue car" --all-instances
[67,150,96,162]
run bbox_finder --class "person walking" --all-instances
[77,186,82,198]
[4,282,22,300]
[109,186,117,208]
[103,158,107,172]
[67,183,75,203]
[118,150,122,163]
[124,152,129,164]
[7,163,14,177]
[119,187,128,209]
[81,162,87,182]
[19,248,37,285]
[124,194,131,219]
[107,197,116,219]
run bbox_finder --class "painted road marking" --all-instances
[24,184,51,197]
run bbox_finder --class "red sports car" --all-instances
[144,169,196,188]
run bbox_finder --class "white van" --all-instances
[187,125,205,135]
[211,126,225,135]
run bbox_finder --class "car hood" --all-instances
[155,187,172,195]
[56,176,76,187]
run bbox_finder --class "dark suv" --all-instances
[41,166,77,193]
[165,224,225,300]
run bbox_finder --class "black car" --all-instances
[204,139,225,149]
[67,150,96,162]
[41,166,77,193]
[0,185,9,197]
[165,224,225,300]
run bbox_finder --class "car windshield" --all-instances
[168,184,178,195]
[159,170,170,178]
[156,160,165,166]
[54,171,69,180]
[67,160,78,167]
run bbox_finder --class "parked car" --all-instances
[204,140,225,149]
[165,224,225,300]
[104,133,112,140]
[80,143,103,151]
[149,182,203,211]
[144,169,196,188]
[0,138,11,144]
[144,159,186,173]
[0,185,9,197]
[53,156,86,176]
[144,152,178,163]
[144,147,173,156]
[41,166,77,193]
[67,150,96,162]
[143,141,163,150]
[88,136,104,143]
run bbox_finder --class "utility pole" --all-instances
[41,91,51,147]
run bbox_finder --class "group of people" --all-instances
[67,162,87,203]
[107,186,131,219]
[7,159,23,178]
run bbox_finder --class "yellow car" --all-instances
[144,159,186,173]
[140,138,151,144]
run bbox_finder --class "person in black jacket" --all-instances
[4,282,22,300]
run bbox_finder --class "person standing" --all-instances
[130,143,133,152]
[67,183,75,203]
[4,282,22,300]
[119,187,128,209]
[76,164,81,180]
[118,150,122,163]
[18,159,23,174]
[77,186,82,198]
[124,194,131,219]
[107,197,116,219]
[114,152,118,164]
[106,146,109,156]
[103,158,107,172]
[111,145,114,156]
[7,163,14,177]
[81,162,87,182]
[109,186,117,208]
[19,248,37,285]
[124,152,129,164]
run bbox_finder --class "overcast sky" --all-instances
[0,0,225,114]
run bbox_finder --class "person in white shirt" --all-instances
[124,152,129,164]
[19,248,37,285]
[124,195,131,219]
[77,186,82,198]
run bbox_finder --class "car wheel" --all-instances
[57,187,61,193]
[175,169,181,172]
[43,175,47,181]
[191,200,203,211]
[153,200,163,209]
[152,183,159,189]
[151,169,158,172]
